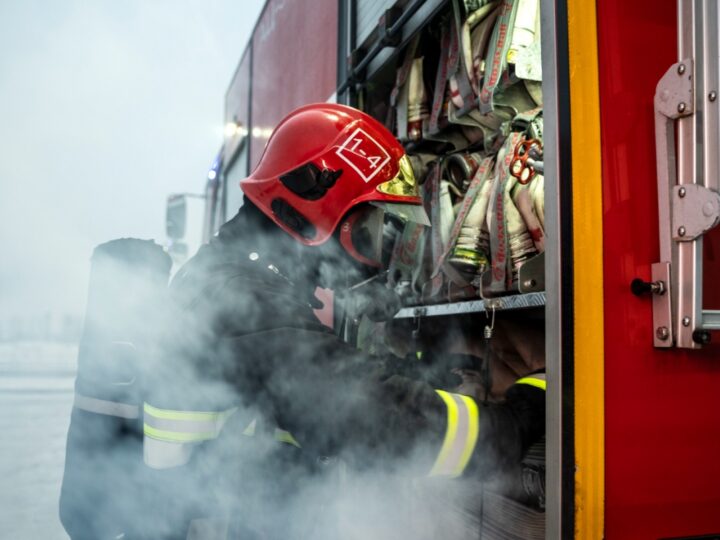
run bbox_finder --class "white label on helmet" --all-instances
[335,128,391,183]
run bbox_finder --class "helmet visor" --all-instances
[373,154,429,226]
[340,201,428,270]
[370,201,430,226]
[376,155,419,198]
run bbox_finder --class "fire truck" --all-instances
[165,0,720,538]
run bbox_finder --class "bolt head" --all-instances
[656,326,670,341]
[703,201,716,217]
[678,63,686,74]
[678,102,687,113]
[710,91,718,102]
[678,226,686,237]
[682,316,691,327]
[679,187,687,198]
[248,252,259,261]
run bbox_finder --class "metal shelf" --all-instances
[394,292,547,319]
[338,0,450,95]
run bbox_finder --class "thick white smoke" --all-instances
[58,223,545,539]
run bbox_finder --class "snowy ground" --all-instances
[0,342,76,539]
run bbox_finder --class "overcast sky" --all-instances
[0,0,265,320]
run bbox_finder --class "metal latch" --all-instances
[672,184,720,241]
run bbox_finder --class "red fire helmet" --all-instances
[240,103,427,247]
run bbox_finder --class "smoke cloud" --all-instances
[59,205,546,539]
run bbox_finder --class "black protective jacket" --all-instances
[144,203,545,538]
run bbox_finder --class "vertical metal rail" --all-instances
[541,0,571,536]
[676,0,702,349]
[652,0,720,348]
[337,0,351,105]
[246,42,254,178]
[699,0,720,332]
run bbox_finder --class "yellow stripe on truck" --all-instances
[568,0,606,535]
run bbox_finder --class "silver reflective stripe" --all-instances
[144,436,194,470]
[429,390,480,478]
[439,393,470,475]
[74,393,139,419]
[144,415,227,435]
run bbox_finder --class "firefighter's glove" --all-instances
[418,352,478,390]
[348,281,403,322]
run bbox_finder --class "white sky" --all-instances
[0,0,266,319]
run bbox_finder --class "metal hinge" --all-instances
[671,184,720,241]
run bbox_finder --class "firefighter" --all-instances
[142,103,545,539]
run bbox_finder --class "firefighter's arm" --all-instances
[431,373,546,479]
[224,327,545,478]
[373,368,545,479]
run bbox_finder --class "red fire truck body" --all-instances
[183,1,720,537]
[599,2,720,538]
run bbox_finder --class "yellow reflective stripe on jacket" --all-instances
[515,374,547,391]
[143,424,218,443]
[144,402,235,422]
[143,402,237,443]
[274,428,301,448]
[242,419,257,437]
[242,418,301,448]
[429,390,479,478]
